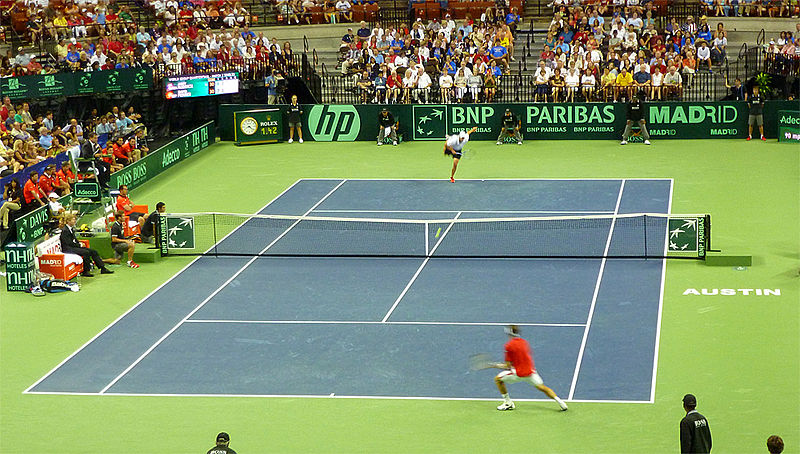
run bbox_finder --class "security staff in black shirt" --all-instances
[680,394,712,454]
[286,94,304,144]
[621,91,651,145]
[496,109,522,145]
[746,85,765,141]
[140,201,165,244]
[207,432,237,454]
[377,108,398,146]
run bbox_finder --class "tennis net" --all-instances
[157,212,710,259]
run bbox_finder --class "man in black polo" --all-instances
[79,132,110,188]
[377,108,398,146]
[746,85,765,141]
[141,201,165,244]
[621,91,651,145]
[207,432,237,454]
[680,393,712,454]
[286,94,304,144]
[496,109,522,145]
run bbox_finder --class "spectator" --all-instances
[110,209,140,268]
[357,70,374,103]
[140,202,166,244]
[724,76,745,100]
[416,67,433,103]
[632,64,651,94]
[697,40,712,71]
[767,435,784,454]
[650,66,664,100]
[663,65,683,99]
[373,71,388,103]
[564,67,580,102]
[387,69,402,104]
[23,171,47,213]
[679,394,712,454]
[335,0,352,22]
[60,213,114,277]
[484,67,498,103]
[0,178,23,230]
[265,69,279,104]
[615,66,633,101]
[581,68,597,101]
[207,432,237,454]
[534,67,551,103]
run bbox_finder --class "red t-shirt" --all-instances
[57,168,75,183]
[23,179,44,204]
[38,174,54,195]
[113,142,131,160]
[116,195,133,214]
[504,337,535,377]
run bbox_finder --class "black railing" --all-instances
[765,52,800,78]
[318,70,736,104]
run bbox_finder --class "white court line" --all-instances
[302,178,671,181]
[380,212,462,323]
[23,178,307,394]
[313,210,616,214]
[20,390,651,403]
[183,320,587,327]
[97,179,348,394]
[650,179,674,403]
[567,179,626,401]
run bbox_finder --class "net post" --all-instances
[212,213,218,257]
[643,214,648,258]
[424,222,429,256]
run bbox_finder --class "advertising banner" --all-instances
[234,109,283,145]
[0,68,152,100]
[109,121,214,191]
[777,110,800,143]
[220,101,793,142]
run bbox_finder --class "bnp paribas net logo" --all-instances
[308,105,360,141]
[412,105,447,140]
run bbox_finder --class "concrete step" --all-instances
[716,16,798,33]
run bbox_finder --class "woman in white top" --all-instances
[650,67,663,100]
[581,68,596,102]
[534,68,550,103]
[439,73,454,104]
[466,73,483,103]
[402,68,417,104]
[564,68,581,102]
[454,68,468,103]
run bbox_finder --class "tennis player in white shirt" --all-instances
[443,127,478,183]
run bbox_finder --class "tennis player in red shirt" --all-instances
[494,325,568,411]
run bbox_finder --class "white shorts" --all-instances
[496,369,544,386]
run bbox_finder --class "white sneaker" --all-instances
[644,140,651,145]
[299,138,303,143]
[377,142,383,146]
[496,141,502,145]
[392,141,398,146]
[517,142,522,145]
[288,138,293,144]
[620,140,627,145]
[497,402,515,411]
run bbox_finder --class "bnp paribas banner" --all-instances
[220,101,791,142]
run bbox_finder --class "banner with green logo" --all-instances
[163,215,195,249]
[0,68,152,100]
[14,194,72,243]
[109,121,214,191]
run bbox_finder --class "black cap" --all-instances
[216,432,230,443]
[682,394,697,406]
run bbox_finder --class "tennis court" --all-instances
[26,178,672,402]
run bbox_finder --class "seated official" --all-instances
[140,202,166,244]
[110,210,140,268]
[79,132,111,189]
[60,213,114,277]
[377,109,398,146]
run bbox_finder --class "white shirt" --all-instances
[651,72,663,86]
[697,46,711,59]
[565,72,580,87]
[581,74,596,86]
[446,132,469,152]
[417,73,432,89]
[439,74,453,88]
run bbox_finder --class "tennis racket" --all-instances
[469,353,506,371]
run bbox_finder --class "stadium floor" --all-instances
[1,138,798,454]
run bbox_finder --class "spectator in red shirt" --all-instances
[111,136,132,166]
[493,325,569,411]
[38,164,57,195]
[23,171,47,211]
[57,161,77,187]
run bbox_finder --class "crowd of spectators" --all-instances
[338,9,521,104]
[330,0,742,104]
[0,24,299,80]
[0,97,149,216]
[700,0,799,17]
[764,23,800,75]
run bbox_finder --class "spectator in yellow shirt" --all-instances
[615,67,634,102]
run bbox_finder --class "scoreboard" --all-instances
[164,72,239,99]
[234,108,283,145]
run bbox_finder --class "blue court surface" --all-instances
[26,179,672,403]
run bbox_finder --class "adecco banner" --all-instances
[109,121,214,191]
[219,101,792,142]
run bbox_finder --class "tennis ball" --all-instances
[435,227,442,238]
